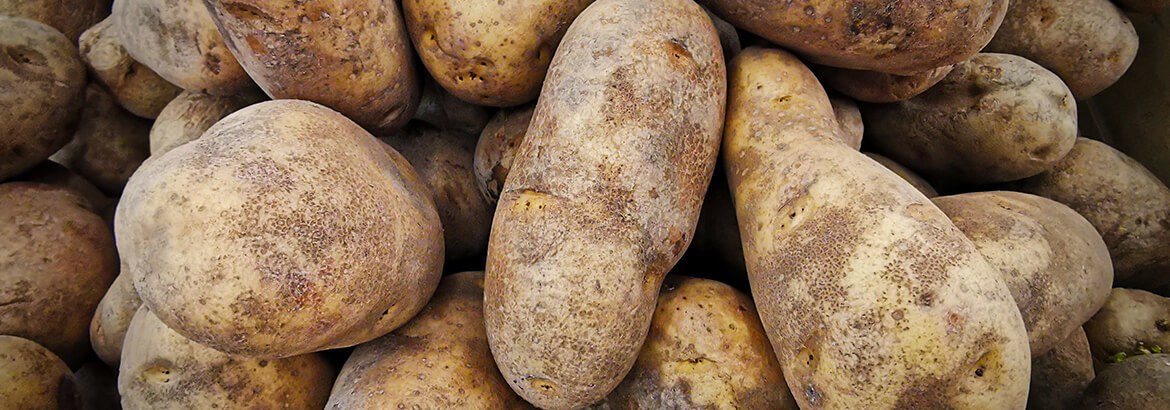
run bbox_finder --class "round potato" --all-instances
[817,64,954,103]
[413,77,492,137]
[0,336,74,410]
[119,307,335,408]
[828,94,863,150]
[1083,288,1170,364]
[1030,328,1095,410]
[1081,353,1170,408]
[116,100,444,358]
[51,84,152,195]
[863,53,1078,184]
[473,104,534,204]
[78,17,181,119]
[0,16,87,181]
[90,271,143,367]
[864,153,938,197]
[148,90,265,156]
[0,0,110,41]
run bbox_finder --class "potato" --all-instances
[933,191,1113,355]
[0,0,110,41]
[1013,138,1170,289]
[863,53,1078,184]
[402,0,594,106]
[864,153,938,197]
[1030,328,1095,410]
[90,271,143,367]
[0,336,74,410]
[119,307,335,408]
[1113,0,1170,12]
[204,0,420,132]
[473,104,534,204]
[112,0,251,95]
[78,17,181,119]
[827,94,862,150]
[413,77,492,137]
[483,0,726,407]
[602,276,796,409]
[51,84,152,195]
[0,16,87,181]
[984,0,1138,99]
[115,100,443,358]
[723,47,1030,408]
[816,64,954,103]
[1081,353,1170,408]
[148,90,264,156]
[700,0,1007,74]
[1083,288,1170,364]
[0,183,118,365]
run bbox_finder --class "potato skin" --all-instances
[403,0,594,106]
[148,90,264,156]
[1083,288,1170,364]
[864,53,1078,184]
[985,0,1138,99]
[473,104,535,204]
[1029,328,1095,410]
[0,0,110,41]
[724,47,1030,409]
[864,153,937,197]
[116,100,444,358]
[118,307,335,409]
[1081,353,1170,408]
[52,84,152,195]
[827,94,862,150]
[0,16,87,181]
[205,0,420,132]
[0,336,74,410]
[90,271,143,367]
[483,0,726,407]
[78,17,181,119]
[817,64,954,103]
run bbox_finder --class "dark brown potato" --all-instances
[0,0,111,41]
[1029,328,1095,410]
[78,16,181,119]
[1081,354,1170,408]
[1083,288,1170,365]
[51,84,152,195]
[817,64,954,103]
[148,89,265,156]
[0,336,74,410]
[865,153,938,197]
[473,104,534,204]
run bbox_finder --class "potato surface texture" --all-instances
[723,47,1030,409]
[115,100,443,358]
[78,17,181,119]
[864,153,937,197]
[148,90,264,156]
[818,64,954,103]
[482,0,726,407]
[90,271,144,367]
[1083,288,1170,364]
[1081,353,1170,408]
[0,336,74,410]
[474,104,535,204]
[52,85,153,195]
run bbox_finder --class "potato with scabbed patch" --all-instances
[51,85,152,195]
[79,17,181,119]
[119,307,335,409]
[148,90,265,156]
[0,336,74,410]
[1083,288,1170,364]
[817,65,954,103]
[0,0,110,41]
[116,100,443,358]
[827,94,862,150]
[724,47,1030,408]
[90,271,143,367]
[864,153,938,197]
[473,104,534,205]
[1029,328,1095,410]
[864,53,1078,184]
[1082,353,1170,408]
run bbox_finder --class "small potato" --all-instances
[413,78,492,137]
[1083,288,1170,364]
[0,0,110,41]
[1030,328,1095,410]
[78,17,181,119]
[0,336,74,410]
[817,65,954,103]
[148,90,265,156]
[1013,138,1170,289]
[827,94,863,150]
[1081,354,1170,408]
[119,307,335,409]
[51,84,152,195]
[985,0,1138,99]
[0,183,118,365]
[864,153,938,197]
[863,53,1078,184]
[90,271,143,367]
[0,16,87,181]
[473,104,534,204]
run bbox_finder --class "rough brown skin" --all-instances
[112,0,252,96]
[0,0,111,41]
[1083,288,1170,365]
[116,100,444,358]
[90,271,143,367]
[118,307,336,409]
[933,191,1114,356]
[0,183,118,366]
[148,89,265,156]
[864,153,938,197]
[1113,0,1170,12]
[724,47,1030,409]
[326,272,529,409]
[817,64,954,103]
[985,0,1137,100]
[0,16,87,181]
[0,336,74,410]
[827,94,863,150]
[204,0,420,132]
[1013,138,1170,289]
[699,0,1007,75]
[51,85,152,195]
[79,17,182,119]
[483,0,726,407]
[602,276,797,409]
[863,53,1078,184]
[403,0,594,106]
[473,104,535,204]
[1029,328,1095,410]
[1081,353,1170,408]
[413,77,492,137]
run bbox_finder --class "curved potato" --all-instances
[817,65,954,103]
[1081,354,1170,408]
[483,0,726,407]
[0,0,110,41]
[473,104,534,204]
[51,84,152,195]
[827,94,862,150]
[0,336,74,410]
[148,90,264,156]
[78,17,181,119]
[864,153,938,197]
[864,53,1078,184]
[116,100,444,358]
[724,47,1030,408]
[413,77,492,137]
[1029,328,1094,410]
[1083,288,1170,364]
[90,271,143,367]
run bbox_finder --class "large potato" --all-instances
[483,0,726,407]
[90,271,143,367]
[864,53,1078,184]
[817,65,954,103]
[119,307,335,409]
[723,47,1030,408]
[1083,288,1170,364]
[864,153,938,197]
[0,16,87,181]
[116,100,444,358]
[473,104,534,204]
[1081,353,1170,408]
[204,0,420,132]
[403,0,594,106]
[1029,328,1095,410]
[78,17,181,119]
[0,336,74,410]
[148,90,264,156]
[0,183,118,365]
[0,0,110,41]
[51,84,152,195]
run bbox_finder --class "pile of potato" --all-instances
[3,0,1170,408]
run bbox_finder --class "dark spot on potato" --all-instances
[1156,319,1168,332]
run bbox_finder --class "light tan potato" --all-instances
[1113,0,1170,11]
[403,0,594,106]
[724,47,1030,408]
[0,336,74,410]
[112,0,251,95]
[413,77,492,137]
[1013,138,1170,289]
[0,16,87,181]
[864,153,938,197]
[78,17,181,119]
[934,191,1113,355]
[864,53,1078,184]
[1029,328,1095,410]
[827,94,863,150]
[148,90,264,156]
[0,0,110,41]
[119,307,335,409]
[116,100,444,358]
[817,64,954,103]
[473,104,534,204]
[1081,353,1170,408]
[90,271,143,367]
[0,183,118,365]
[985,0,1138,99]
[1083,288,1170,364]
[51,84,152,195]
[483,0,726,407]
[205,0,420,132]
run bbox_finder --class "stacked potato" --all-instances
[2,0,1168,408]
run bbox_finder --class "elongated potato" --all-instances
[148,90,264,156]
[473,104,535,204]
[1081,353,1170,408]
[0,0,110,41]
[483,0,726,407]
[724,47,1030,408]
[0,336,74,410]
[116,100,444,358]
[78,17,181,119]
[864,153,938,197]
[1083,288,1170,364]
[90,271,143,367]
[1029,328,1095,410]
[864,53,1078,184]
[205,0,419,132]
[51,85,152,195]
[817,65,954,103]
